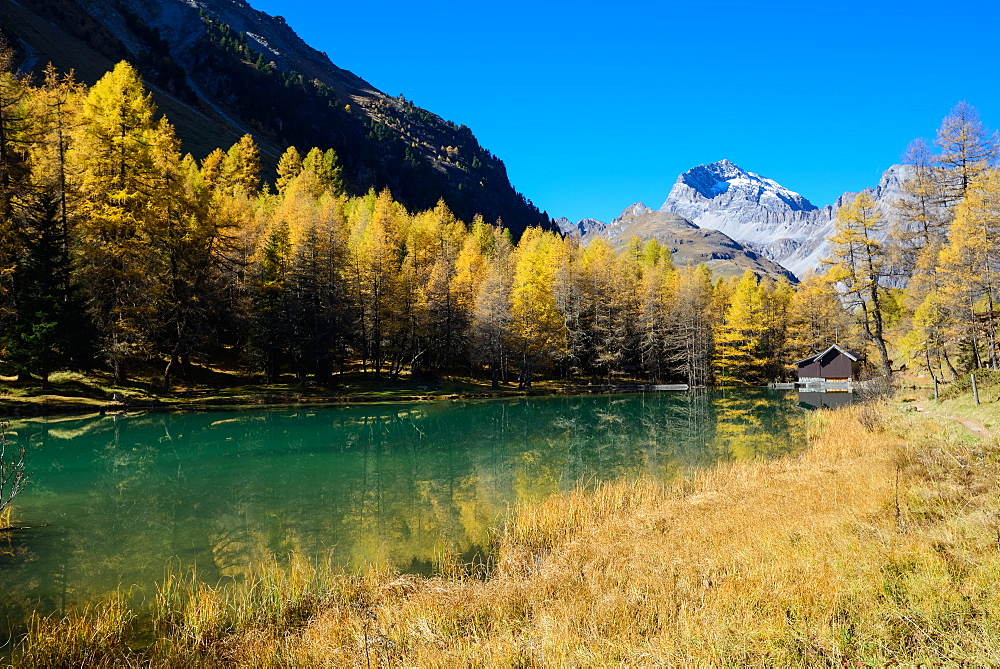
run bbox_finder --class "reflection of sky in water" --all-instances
[0,390,805,634]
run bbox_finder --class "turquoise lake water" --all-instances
[0,390,806,632]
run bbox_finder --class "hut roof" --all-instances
[794,344,863,367]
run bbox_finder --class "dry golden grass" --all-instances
[13,399,1000,666]
[17,595,133,668]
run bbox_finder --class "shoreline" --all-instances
[0,383,703,418]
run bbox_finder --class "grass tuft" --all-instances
[17,595,133,668]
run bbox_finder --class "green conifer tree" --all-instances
[7,192,78,387]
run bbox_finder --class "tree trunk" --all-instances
[163,353,178,391]
[942,348,959,382]
[518,358,532,389]
[867,289,892,377]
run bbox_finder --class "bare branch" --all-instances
[0,421,29,514]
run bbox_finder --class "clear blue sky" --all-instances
[248,0,1000,223]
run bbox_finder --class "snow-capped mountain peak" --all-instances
[559,160,915,279]
[662,160,818,216]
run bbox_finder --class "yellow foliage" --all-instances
[509,228,568,365]
[714,270,768,384]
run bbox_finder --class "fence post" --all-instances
[972,373,980,405]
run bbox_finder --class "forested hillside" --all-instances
[0,0,550,236]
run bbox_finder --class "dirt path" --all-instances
[912,404,991,437]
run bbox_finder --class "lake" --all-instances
[0,390,805,632]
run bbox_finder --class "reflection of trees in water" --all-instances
[503,393,724,501]
[0,416,188,642]
[0,392,806,630]
[711,390,806,461]
[0,427,59,645]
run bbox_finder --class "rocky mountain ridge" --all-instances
[560,160,912,278]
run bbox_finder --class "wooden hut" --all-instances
[795,344,863,385]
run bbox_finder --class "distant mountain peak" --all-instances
[558,161,913,280]
[694,159,745,182]
[622,202,654,217]
[663,160,818,214]
[554,216,607,237]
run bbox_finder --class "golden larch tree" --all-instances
[823,192,892,377]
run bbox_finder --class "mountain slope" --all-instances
[0,0,550,236]
[556,204,797,282]
[659,160,911,277]
[559,160,913,279]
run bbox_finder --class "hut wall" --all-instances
[797,360,822,379]
[819,351,853,380]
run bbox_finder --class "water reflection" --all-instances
[0,390,804,631]
[797,391,855,410]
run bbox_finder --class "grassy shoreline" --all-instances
[9,389,1000,665]
[0,370,624,417]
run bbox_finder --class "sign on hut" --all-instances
[795,344,862,389]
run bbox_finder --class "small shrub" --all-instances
[856,369,896,404]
